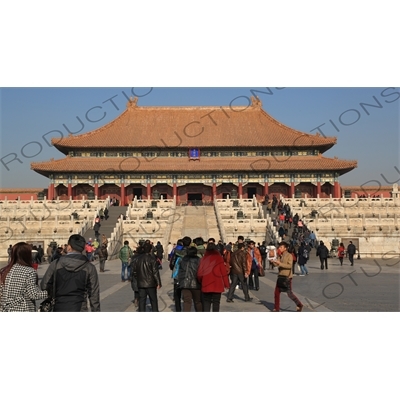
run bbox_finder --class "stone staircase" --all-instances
[84,206,128,242]
[168,206,185,244]
[205,206,220,241]
[168,205,221,243]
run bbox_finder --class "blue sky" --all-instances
[0,87,398,189]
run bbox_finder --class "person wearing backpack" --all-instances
[119,240,133,282]
[266,242,277,269]
[297,242,309,276]
[170,237,191,312]
[258,241,267,270]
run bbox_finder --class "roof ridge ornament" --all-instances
[127,96,139,108]
[250,95,262,108]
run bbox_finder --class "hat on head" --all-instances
[68,234,86,253]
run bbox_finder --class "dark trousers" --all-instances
[227,273,249,300]
[182,289,203,312]
[248,268,259,289]
[348,253,354,265]
[203,292,222,312]
[274,279,302,311]
[320,257,328,269]
[138,287,159,312]
[173,281,182,312]
[262,256,267,270]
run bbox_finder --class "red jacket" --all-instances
[197,250,230,293]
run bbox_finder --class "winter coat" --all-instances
[229,249,247,275]
[298,245,308,265]
[246,247,262,275]
[277,251,293,279]
[177,255,201,289]
[197,250,229,293]
[196,245,206,258]
[154,244,164,259]
[316,244,329,258]
[119,245,133,263]
[40,253,100,312]
[132,253,161,289]
[0,264,48,312]
[337,246,346,258]
[347,243,356,255]
[97,245,108,261]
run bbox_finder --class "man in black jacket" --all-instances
[132,242,162,312]
[316,240,329,270]
[347,241,357,266]
[177,246,202,311]
[41,234,100,312]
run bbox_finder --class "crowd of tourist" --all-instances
[1,195,359,312]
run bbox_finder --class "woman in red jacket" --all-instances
[197,243,230,312]
[337,242,346,266]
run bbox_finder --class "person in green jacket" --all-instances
[119,240,133,282]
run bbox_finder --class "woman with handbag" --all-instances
[337,242,346,266]
[0,242,48,312]
[271,241,303,312]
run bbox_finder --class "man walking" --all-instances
[119,240,133,282]
[347,241,357,266]
[131,242,162,312]
[226,243,252,302]
[41,234,100,312]
[316,240,329,270]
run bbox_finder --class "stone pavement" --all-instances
[34,253,400,312]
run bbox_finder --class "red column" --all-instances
[48,183,54,200]
[212,183,217,200]
[94,183,99,199]
[317,182,321,197]
[334,182,340,198]
[290,182,295,197]
[147,183,151,199]
[120,183,125,206]
[264,182,269,196]
[67,183,72,198]
[173,183,177,199]
[238,183,243,197]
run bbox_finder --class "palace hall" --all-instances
[31,96,357,206]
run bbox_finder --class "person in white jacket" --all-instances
[266,242,277,269]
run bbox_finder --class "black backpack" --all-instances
[259,245,267,256]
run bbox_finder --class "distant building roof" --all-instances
[51,96,337,154]
[31,155,357,177]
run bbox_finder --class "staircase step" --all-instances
[84,206,128,242]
